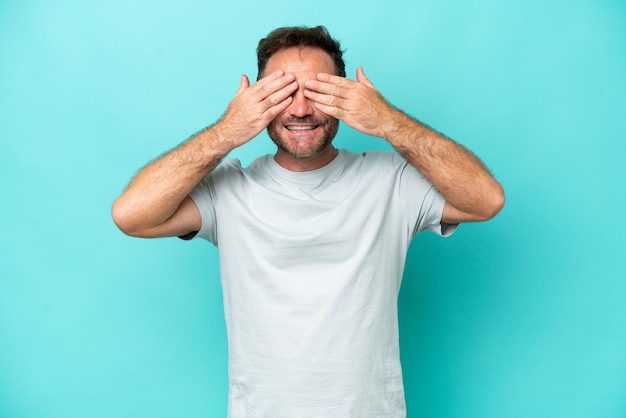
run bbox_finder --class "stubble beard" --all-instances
[267,116,339,159]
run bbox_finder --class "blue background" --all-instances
[1,0,625,417]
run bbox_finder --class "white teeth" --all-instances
[286,125,316,131]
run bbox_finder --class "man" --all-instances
[112,26,504,417]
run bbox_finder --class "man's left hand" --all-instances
[304,67,400,139]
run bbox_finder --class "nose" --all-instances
[287,85,314,118]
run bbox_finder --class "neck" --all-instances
[274,146,339,172]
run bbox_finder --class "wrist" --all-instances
[180,123,232,170]
[204,121,239,156]
[381,109,417,145]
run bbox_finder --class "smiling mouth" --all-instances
[284,125,319,131]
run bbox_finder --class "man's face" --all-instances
[264,47,339,160]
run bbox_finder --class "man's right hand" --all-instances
[214,70,297,149]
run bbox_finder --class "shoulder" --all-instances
[209,155,270,179]
[200,155,277,193]
[343,149,409,172]
[213,158,244,175]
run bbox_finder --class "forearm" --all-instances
[384,110,504,220]
[112,124,231,235]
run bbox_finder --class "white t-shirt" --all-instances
[190,149,455,417]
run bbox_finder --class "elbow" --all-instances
[111,198,141,237]
[482,184,505,221]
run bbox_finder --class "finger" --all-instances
[311,101,344,119]
[356,67,375,88]
[251,71,295,100]
[264,79,298,107]
[304,78,348,98]
[303,88,345,109]
[261,95,293,121]
[316,72,353,86]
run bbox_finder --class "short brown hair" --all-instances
[256,26,346,80]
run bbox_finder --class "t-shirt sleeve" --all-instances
[186,159,242,245]
[188,173,218,244]
[392,152,458,239]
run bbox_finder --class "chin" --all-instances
[268,120,339,159]
[273,135,333,159]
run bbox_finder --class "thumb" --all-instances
[236,74,250,94]
[356,66,374,88]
